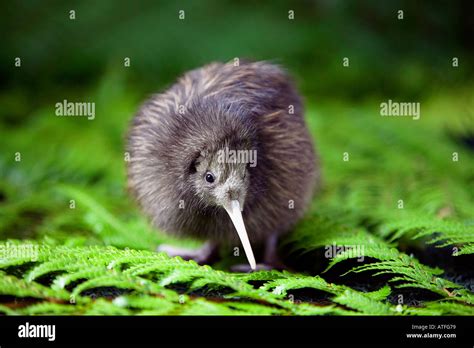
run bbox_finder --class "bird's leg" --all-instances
[230,234,286,272]
[157,241,220,265]
[263,233,286,269]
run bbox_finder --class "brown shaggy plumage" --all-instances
[127,60,319,248]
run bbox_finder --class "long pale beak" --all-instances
[224,200,256,270]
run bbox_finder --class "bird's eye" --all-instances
[205,172,215,183]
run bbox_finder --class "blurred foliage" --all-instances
[0,1,473,315]
[1,0,474,105]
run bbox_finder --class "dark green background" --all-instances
[1,0,473,122]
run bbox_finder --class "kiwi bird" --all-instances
[127,60,318,271]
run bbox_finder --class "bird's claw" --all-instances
[157,242,219,265]
[230,262,283,273]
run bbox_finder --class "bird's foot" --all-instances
[157,241,219,265]
[230,234,288,272]
[230,262,285,273]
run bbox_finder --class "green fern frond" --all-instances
[332,289,394,315]
[0,304,17,315]
[0,271,71,302]
[453,244,474,256]
[260,275,342,298]
[348,261,470,301]
[0,241,440,316]
[20,302,80,315]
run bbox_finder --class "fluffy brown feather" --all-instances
[127,60,319,249]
